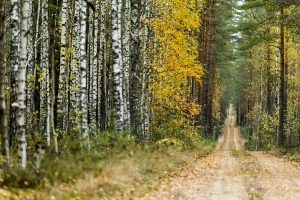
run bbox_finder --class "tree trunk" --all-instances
[278,6,286,146]
[10,0,20,145]
[26,0,35,134]
[266,44,272,114]
[92,0,100,132]
[17,0,30,169]
[130,0,143,141]
[40,0,50,145]
[99,0,107,130]
[0,0,10,170]
[57,0,68,133]
[201,0,216,137]
[122,0,131,130]
[80,0,90,147]
[111,0,124,131]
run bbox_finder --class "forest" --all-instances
[0,0,300,199]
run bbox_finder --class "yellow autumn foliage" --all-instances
[149,0,204,125]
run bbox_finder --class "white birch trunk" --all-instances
[91,0,100,132]
[70,0,81,134]
[57,0,68,132]
[40,0,50,145]
[17,0,29,169]
[80,0,90,147]
[10,0,20,143]
[112,0,124,131]
[87,6,96,134]
[99,0,107,130]
[122,0,131,129]
[26,0,35,133]
[130,0,143,140]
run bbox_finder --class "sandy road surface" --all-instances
[139,116,300,200]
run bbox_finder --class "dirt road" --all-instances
[140,116,300,200]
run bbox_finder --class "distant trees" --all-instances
[236,0,300,148]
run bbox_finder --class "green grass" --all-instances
[0,133,215,200]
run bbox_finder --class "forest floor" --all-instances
[139,116,300,200]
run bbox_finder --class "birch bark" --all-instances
[70,0,81,134]
[17,0,30,169]
[112,0,124,131]
[10,0,20,144]
[57,0,68,132]
[122,0,131,129]
[40,0,50,145]
[80,0,90,147]
[99,0,107,130]
[26,0,35,133]
[130,0,143,140]
[91,0,100,132]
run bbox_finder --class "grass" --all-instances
[0,133,215,200]
[231,149,250,159]
[270,146,300,162]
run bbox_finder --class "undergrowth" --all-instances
[240,126,300,163]
[271,146,300,162]
[0,131,215,200]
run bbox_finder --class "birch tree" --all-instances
[122,0,131,129]
[0,0,10,170]
[87,3,97,133]
[141,0,151,138]
[130,0,143,140]
[10,0,20,144]
[70,0,81,134]
[57,0,68,132]
[17,0,30,169]
[80,0,90,147]
[26,0,35,133]
[111,0,124,131]
[91,0,100,131]
[87,7,93,126]
[99,0,107,130]
[40,0,50,145]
